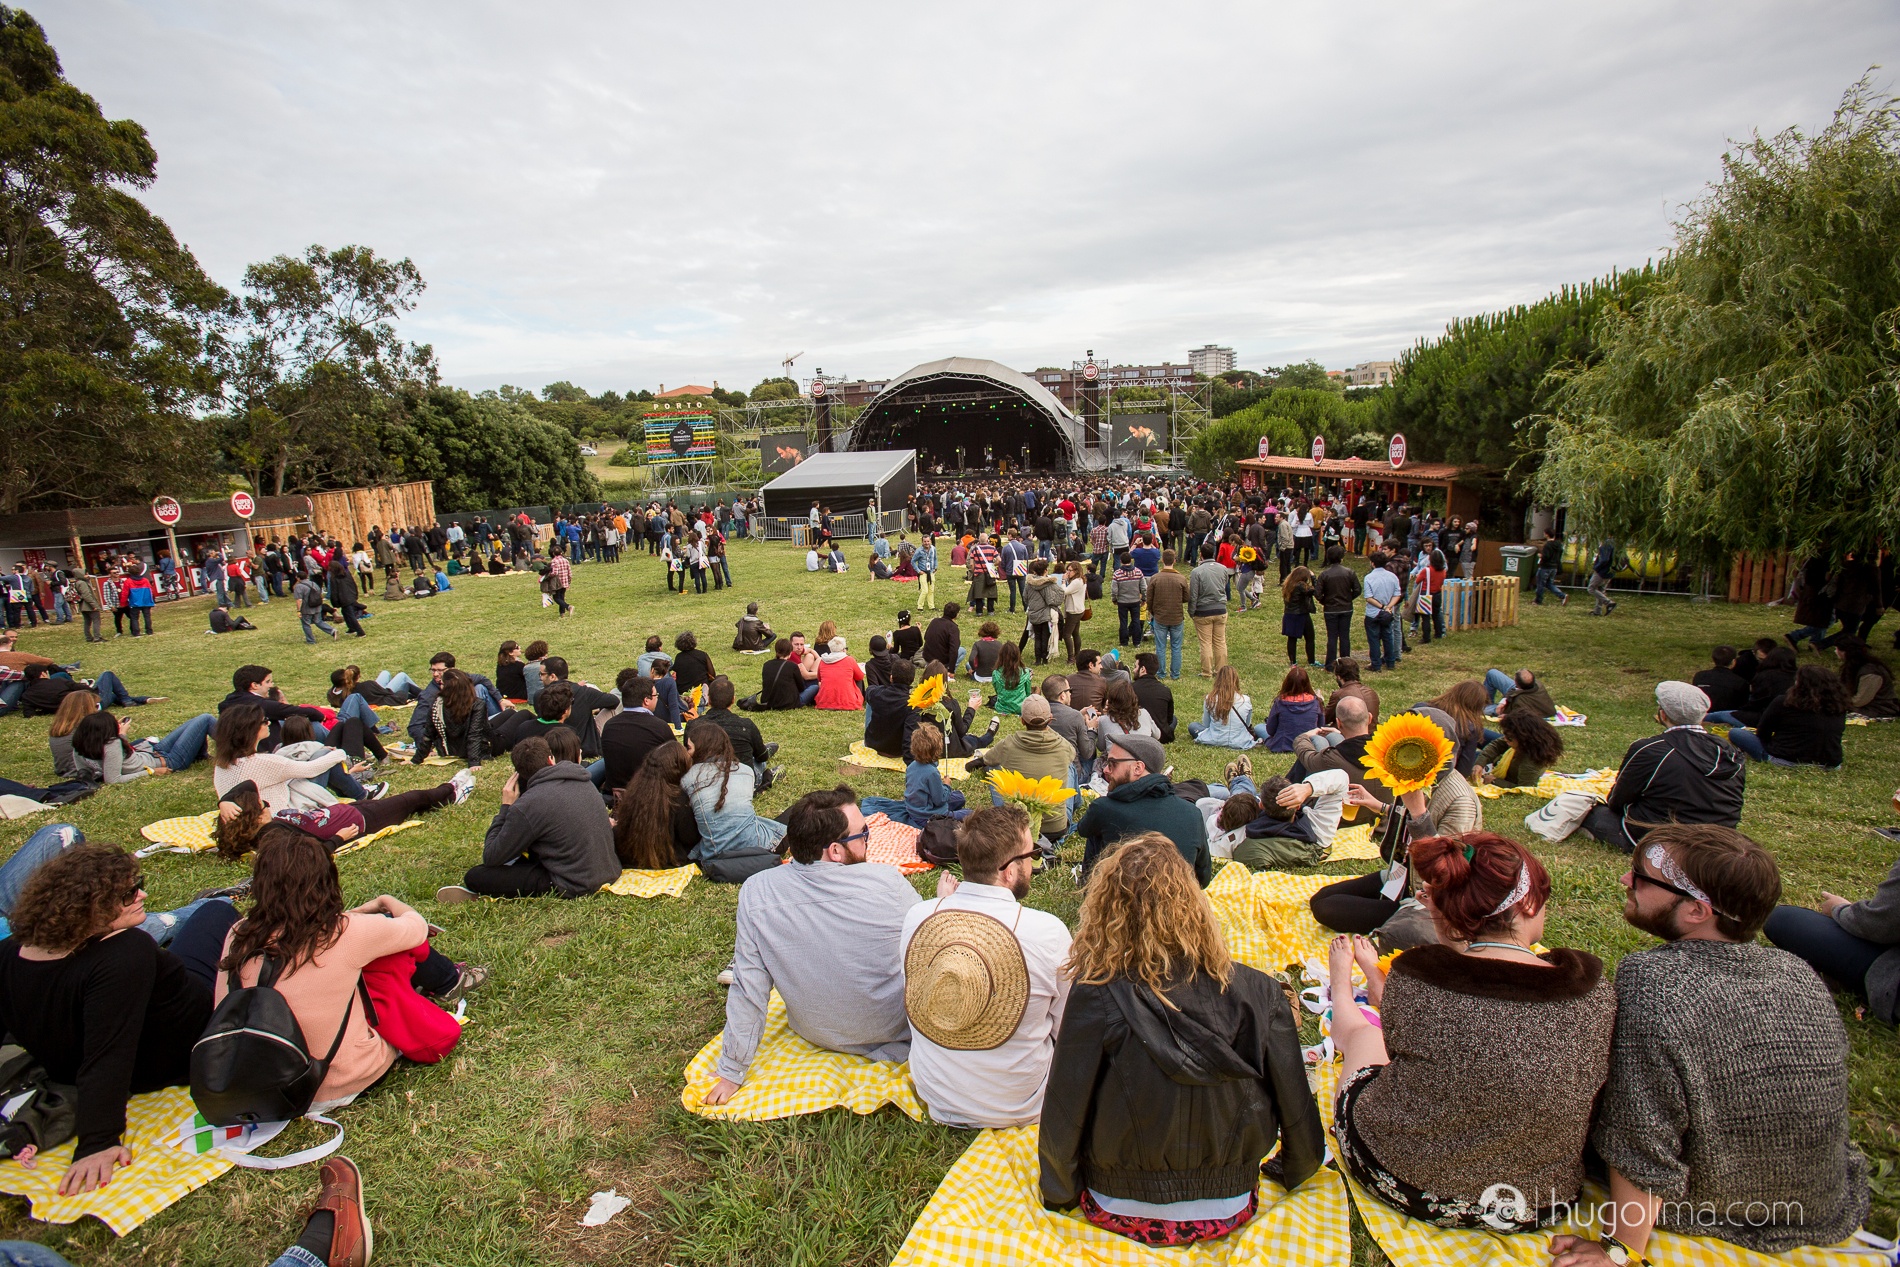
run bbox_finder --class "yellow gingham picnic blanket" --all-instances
[844,743,973,782]
[1206,864,1338,975]
[1325,822,1383,862]
[0,1086,230,1234]
[681,991,924,1122]
[889,1122,1351,1267]
[138,812,421,858]
[603,864,699,898]
[1472,769,1618,801]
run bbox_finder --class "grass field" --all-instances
[0,539,1895,1266]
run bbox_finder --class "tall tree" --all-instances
[0,7,226,514]
[223,244,436,494]
[1535,78,1900,564]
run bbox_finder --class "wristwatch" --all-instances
[1599,1233,1638,1265]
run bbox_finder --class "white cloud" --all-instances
[46,0,1900,390]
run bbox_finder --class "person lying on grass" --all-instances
[214,769,475,861]
[703,786,920,1106]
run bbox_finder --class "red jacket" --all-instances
[362,946,462,1064]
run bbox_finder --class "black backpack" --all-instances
[0,1046,76,1159]
[191,957,369,1126]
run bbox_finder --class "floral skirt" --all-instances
[1334,1065,1549,1233]
[1078,1189,1258,1247]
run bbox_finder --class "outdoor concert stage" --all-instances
[842,357,1110,473]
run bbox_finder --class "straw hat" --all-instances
[904,911,1029,1051]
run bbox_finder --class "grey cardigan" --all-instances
[1832,857,1900,1022]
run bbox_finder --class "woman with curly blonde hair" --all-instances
[1038,832,1324,1246]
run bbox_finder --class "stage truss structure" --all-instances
[1100,374,1211,469]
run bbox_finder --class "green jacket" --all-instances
[1074,773,1211,887]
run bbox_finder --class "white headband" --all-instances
[1488,864,1532,917]
[1643,843,1712,904]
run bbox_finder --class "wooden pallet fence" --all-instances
[307,482,437,547]
[1726,550,1790,604]
[1439,577,1518,631]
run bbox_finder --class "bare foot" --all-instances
[1327,935,1356,999]
[1351,935,1385,1008]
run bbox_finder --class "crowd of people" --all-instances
[0,473,1894,1265]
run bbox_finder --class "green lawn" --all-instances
[0,541,1894,1266]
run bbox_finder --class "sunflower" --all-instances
[908,675,946,711]
[987,769,1073,839]
[1362,712,1455,795]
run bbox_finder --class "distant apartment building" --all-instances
[1344,361,1396,386]
[1188,344,1236,376]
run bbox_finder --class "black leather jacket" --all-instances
[1039,967,1325,1209]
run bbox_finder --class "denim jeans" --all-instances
[0,1240,79,1266]
[1703,709,1744,728]
[334,693,378,730]
[798,682,821,707]
[1763,906,1883,997]
[1203,774,1259,802]
[151,712,218,771]
[1532,567,1563,604]
[1483,668,1515,704]
[1117,602,1144,646]
[1152,620,1184,679]
[91,670,143,708]
[0,825,230,948]
[0,681,23,712]
[1788,623,1833,648]
[376,670,418,695]
[478,684,504,718]
[1007,576,1024,611]
[1364,617,1401,671]
[1323,611,1353,667]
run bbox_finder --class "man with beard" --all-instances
[898,805,1071,1128]
[1548,824,1868,1267]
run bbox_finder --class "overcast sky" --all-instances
[47,2,1900,394]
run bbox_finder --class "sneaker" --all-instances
[450,770,476,804]
[1223,754,1254,785]
[435,884,478,905]
[429,963,489,1005]
[312,1155,372,1267]
[1872,827,1900,843]
[376,723,395,735]
[763,742,780,759]
[191,878,253,903]
[717,967,735,987]
[361,781,390,801]
[762,764,785,789]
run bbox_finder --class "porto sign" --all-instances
[1257,435,1271,459]
[1311,435,1326,463]
[230,490,256,520]
[1388,433,1407,469]
[151,496,183,527]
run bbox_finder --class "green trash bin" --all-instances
[1498,545,1538,591]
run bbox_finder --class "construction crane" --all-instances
[781,351,803,379]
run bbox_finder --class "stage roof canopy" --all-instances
[847,357,1099,471]
[761,450,917,517]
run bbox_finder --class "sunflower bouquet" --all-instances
[986,769,1072,839]
[1361,713,1455,796]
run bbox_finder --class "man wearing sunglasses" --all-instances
[1550,824,1867,1267]
[703,786,920,1108]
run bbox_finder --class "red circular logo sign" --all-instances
[151,496,183,527]
[1388,434,1407,469]
[810,379,826,398]
[230,490,256,520]
[1311,435,1326,463]
[1257,435,1271,459]
[1083,363,1098,381]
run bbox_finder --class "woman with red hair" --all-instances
[1325,832,1615,1233]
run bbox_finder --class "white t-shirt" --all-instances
[900,882,1071,1128]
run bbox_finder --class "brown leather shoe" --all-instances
[315,1155,373,1267]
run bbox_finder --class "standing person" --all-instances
[121,560,154,636]
[1188,544,1229,678]
[546,543,573,616]
[914,534,938,610]
[1362,551,1403,672]
[1533,533,1566,606]
[968,534,1001,616]
[1280,565,1317,667]
[1588,538,1618,616]
[68,565,103,642]
[1316,545,1361,671]
[325,559,365,638]
[294,571,337,643]
[1058,561,1088,665]
[1111,551,1147,648]
[1146,549,1189,682]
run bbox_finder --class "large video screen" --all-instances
[759,431,809,475]
[1110,414,1168,466]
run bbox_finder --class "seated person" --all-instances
[700,676,780,790]
[409,668,489,768]
[1291,695,1380,796]
[814,637,866,710]
[1066,652,1109,714]
[0,841,239,1195]
[1323,657,1380,728]
[1722,663,1847,769]
[905,665,998,758]
[1329,832,1614,1233]
[643,658,684,725]
[1039,831,1323,1244]
[827,546,848,572]
[1572,823,1869,1259]
[1481,666,1554,719]
[432,567,451,591]
[1129,652,1176,744]
[219,829,479,1107]
[69,708,218,784]
[890,610,924,662]
[412,650,505,721]
[222,664,333,748]
[1187,664,1263,749]
[609,745,700,869]
[1707,646,1795,727]
[966,623,1004,682]
[861,722,967,828]
[987,642,1032,716]
[634,635,667,679]
[1073,733,1210,887]
[1731,635,1778,683]
[701,787,921,1105]
[1691,645,1749,714]
[744,638,807,712]
[1258,666,1322,752]
[732,603,774,652]
[902,806,1070,1128]
[207,605,257,633]
[863,634,900,687]
[1090,678,1162,747]
[868,552,892,580]
[922,605,963,672]
[966,695,1073,837]
[600,675,677,794]
[537,656,620,758]
[489,679,578,755]
[1476,709,1565,788]
[1041,675,1096,781]
[1582,683,1745,852]
[214,770,472,860]
[328,665,421,707]
[495,641,528,702]
[212,704,379,813]
[1837,636,1899,718]
[437,736,620,901]
[864,659,918,758]
[1307,783,1440,939]
[680,721,787,868]
[408,570,437,598]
